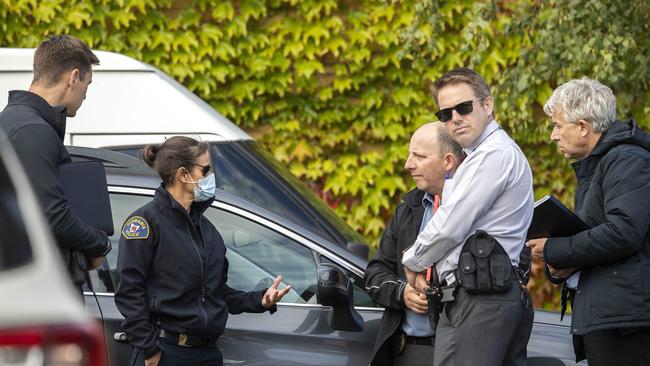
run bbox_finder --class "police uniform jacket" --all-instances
[0,90,109,283]
[544,120,650,358]
[363,188,426,366]
[115,184,273,359]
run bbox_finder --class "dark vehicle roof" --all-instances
[66,146,368,269]
[68,145,161,189]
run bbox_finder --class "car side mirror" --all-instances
[316,264,364,332]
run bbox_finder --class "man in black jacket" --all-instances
[527,77,650,366]
[363,122,463,366]
[0,35,111,292]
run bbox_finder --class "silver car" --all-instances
[0,134,107,366]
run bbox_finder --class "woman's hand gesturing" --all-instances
[262,276,292,308]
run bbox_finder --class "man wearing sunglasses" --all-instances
[402,68,534,366]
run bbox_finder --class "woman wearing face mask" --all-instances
[115,136,290,366]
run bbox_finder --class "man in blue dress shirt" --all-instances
[364,122,463,365]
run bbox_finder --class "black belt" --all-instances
[158,329,217,348]
[405,335,435,346]
[397,331,435,350]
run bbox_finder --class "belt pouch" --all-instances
[457,230,513,294]
[470,237,493,292]
[458,252,478,291]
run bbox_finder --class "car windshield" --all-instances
[110,141,366,248]
[211,141,366,247]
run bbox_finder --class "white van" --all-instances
[0,48,368,257]
[0,48,249,146]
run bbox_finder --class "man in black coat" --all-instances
[527,77,650,366]
[363,122,463,366]
[0,35,111,292]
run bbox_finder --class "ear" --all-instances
[482,95,494,117]
[443,152,456,173]
[175,167,191,184]
[577,119,592,137]
[67,69,80,88]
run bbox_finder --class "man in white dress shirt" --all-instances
[402,68,535,366]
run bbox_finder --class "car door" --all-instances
[89,187,382,366]
[203,202,382,365]
[85,191,152,366]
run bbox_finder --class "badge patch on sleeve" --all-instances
[121,216,150,240]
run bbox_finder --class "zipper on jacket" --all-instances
[184,220,209,330]
[195,219,210,305]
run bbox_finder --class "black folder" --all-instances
[59,161,114,236]
[526,195,589,240]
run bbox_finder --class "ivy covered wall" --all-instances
[2,0,649,309]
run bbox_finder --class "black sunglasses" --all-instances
[435,98,484,122]
[167,155,212,176]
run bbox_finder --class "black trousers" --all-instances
[393,339,434,366]
[130,342,223,366]
[582,327,650,366]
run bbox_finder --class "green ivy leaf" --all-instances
[33,0,61,23]
[294,60,324,78]
[211,1,234,22]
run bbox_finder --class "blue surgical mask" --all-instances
[187,170,216,202]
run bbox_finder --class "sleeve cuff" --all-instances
[82,231,110,257]
[99,239,112,256]
[543,237,562,267]
[544,264,565,285]
[397,281,406,306]
[402,243,427,272]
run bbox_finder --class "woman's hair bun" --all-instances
[141,144,160,167]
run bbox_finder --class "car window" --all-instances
[211,141,367,247]
[203,207,319,304]
[86,193,151,293]
[210,142,334,243]
[320,256,377,307]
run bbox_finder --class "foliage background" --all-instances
[2,0,649,309]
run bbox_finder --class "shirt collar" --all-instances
[422,192,435,207]
[154,183,214,218]
[463,120,499,155]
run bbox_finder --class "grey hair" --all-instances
[543,77,616,132]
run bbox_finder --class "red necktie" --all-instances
[426,195,441,282]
